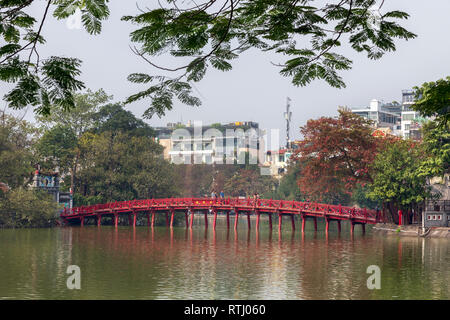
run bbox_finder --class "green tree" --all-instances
[0,1,110,115]
[124,0,415,117]
[270,164,303,201]
[75,131,178,204]
[417,120,450,177]
[36,125,77,175]
[0,112,37,188]
[367,139,431,223]
[412,77,450,126]
[94,103,155,137]
[36,89,112,192]
[37,88,112,137]
[0,188,60,228]
[2,1,415,118]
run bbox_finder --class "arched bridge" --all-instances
[61,198,382,233]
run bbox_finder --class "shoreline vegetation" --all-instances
[1,79,449,229]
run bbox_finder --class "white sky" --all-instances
[2,0,450,144]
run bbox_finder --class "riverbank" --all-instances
[373,223,450,239]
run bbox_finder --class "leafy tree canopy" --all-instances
[412,77,450,126]
[0,0,110,115]
[367,139,431,222]
[417,120,450,177]
[124,0,415,118]
[36,88,113,137]
[0,112,37,188]
[1,1,415,119]
[93,103,155,137]
[293,108,385,204]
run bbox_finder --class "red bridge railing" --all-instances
[61,197,380,227]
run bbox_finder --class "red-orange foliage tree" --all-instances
[293,109,392,205]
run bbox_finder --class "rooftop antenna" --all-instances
[284,97,292,149]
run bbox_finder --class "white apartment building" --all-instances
[350,99,401,134]
[400,90,422,139]
[156,121,265,165]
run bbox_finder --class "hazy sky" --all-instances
[2,0,450,143]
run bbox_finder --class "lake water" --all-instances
[0,216,449,299]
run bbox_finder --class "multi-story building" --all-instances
[350,99,402,134]
[155,121,264,165]
[263,142,300,179]
[349,89,427,139]
[400,90,422,139]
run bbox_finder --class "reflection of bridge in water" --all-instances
[61,198,382,234]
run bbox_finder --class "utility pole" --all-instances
[284,97,292,149]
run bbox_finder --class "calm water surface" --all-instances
[0,217,449,299]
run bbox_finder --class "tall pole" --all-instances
[284,97,292,149]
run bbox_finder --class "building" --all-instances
[263,142,300,179]
[155,121,264,165]
[349,89,428,139]
[400,90,423,139]
[31,167,72,211]
[350,99,402,134]
[424,174,450,228]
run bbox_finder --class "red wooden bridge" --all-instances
[61,198,382,233]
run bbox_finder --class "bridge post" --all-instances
[301,213,306,233]
[114,213,118,228]
[291,214,295,232]
[151,210,155,228]
[147,213,150,227]
[226,211,230,229]
[190,210,194,229]
[97,214,101,227]
[278,212,282,233]
[337,220,341,233]
[325,217,329,233]
[268,213,272,231]
[234,209,239,230]
[80,216,84,227]
[213,209,217,230]
[128,214,132,226]
[313,217,317,231]
[132,211,136,228]
[185,211,189,228]
[256,211,260,230]
[247,212,251,230]
[204,210,208,229]
[350,221,355,235]
[361,223,366,234]
[170,208,175,228]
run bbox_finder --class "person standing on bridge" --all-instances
[219,190,225,199]
[211,190,217,199]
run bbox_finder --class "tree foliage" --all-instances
[293,109,384,204]
[417,120,450,177]
[367,139,431,223]
[269,163,303,201]
[123,0,415,117]
[0,0,110,115]
[0,111,37,188]
[412,77,450,126]
[1,1,415,118]
[0,188,59,228]
[74,131,178,204]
